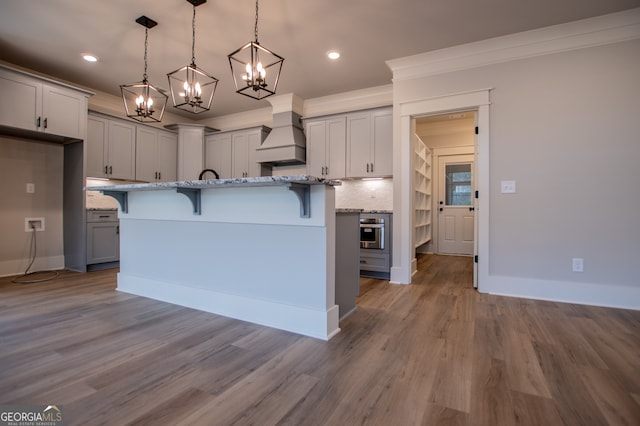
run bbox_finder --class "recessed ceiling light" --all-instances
[82,53,98,62]
[327,51,341,60]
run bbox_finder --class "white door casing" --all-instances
[391,89,490,291]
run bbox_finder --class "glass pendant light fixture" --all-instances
[228,0,284,100]
[167,0,219,114]
[120,16,167,123]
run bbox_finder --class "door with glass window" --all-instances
[438,155,474,255]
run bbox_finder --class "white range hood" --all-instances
[255,94,306,165]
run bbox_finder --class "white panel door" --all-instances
[107,120,136,180]
[326,117,346,179]
[438,154,474,255]
[305,120,328,177]
[157,131,178,182]
[205,133,232,179]
[135,126,158,182]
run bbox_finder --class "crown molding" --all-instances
[387,8,640,82]
[302,85,393,119]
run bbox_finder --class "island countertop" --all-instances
[86,175,341,192]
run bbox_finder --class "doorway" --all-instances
[391,89,489,290]
[412,109,478,286]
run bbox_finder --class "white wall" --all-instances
[0,136,64,276]
[392,33,640,307]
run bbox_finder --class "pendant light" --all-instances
[167,0,219,114]
[228,0,284,100]
[120,16,167,123]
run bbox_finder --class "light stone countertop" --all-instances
[85,175,341,192]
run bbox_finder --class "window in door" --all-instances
[445,163,472,206]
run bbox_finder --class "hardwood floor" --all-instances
[1,254,639,425]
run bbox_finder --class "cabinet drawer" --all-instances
[360,253,390,272]
[87,210,118,222]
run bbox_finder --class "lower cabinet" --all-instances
[335,211,360,319]
[86,210,119,266]
[360,212,392,279]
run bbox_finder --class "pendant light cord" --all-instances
[143,28,149,82]
[254,0,259,43]
[191,4,197,65]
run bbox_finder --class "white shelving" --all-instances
[414,135,432,249]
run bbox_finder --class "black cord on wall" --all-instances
[11,223,59,284]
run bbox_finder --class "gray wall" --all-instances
[0,135,64,275]
[396,39,640,294]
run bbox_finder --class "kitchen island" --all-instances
[88,175,342,340]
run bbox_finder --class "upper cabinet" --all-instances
[204,132,232,179]
[346,107,392,178]
[135,126,177,182]
[0,66,89,140]
[86,114,136,180]
[205,126,271,179]
[305,116,346,179]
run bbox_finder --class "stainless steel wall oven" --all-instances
[360,217,385,249]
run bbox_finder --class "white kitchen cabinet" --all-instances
[205,133,232,178]
[205,126,270,179]
[346,107,392,178]
[86,210,119,265]
[135,126,177,182]
[0,66,88,140]
[304,116,346,179]
[86,114,136,180]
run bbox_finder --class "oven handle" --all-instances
[360,224,384,229]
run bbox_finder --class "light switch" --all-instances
[26,183,35,194]
[501,180,516,193]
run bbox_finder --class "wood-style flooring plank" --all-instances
[1,255,639,425]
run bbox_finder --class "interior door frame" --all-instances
[391,89,490,292]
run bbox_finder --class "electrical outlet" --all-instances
[25,217,45,232]
[572,258,584,272]
[501,180,516,193]
[26,183,35,193]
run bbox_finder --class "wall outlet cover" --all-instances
[572,258,584,272]
[25,217,45,232]
[501,180,516,193]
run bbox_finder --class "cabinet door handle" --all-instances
[158,171,161,180]
[104,165,108,175]
[44,118,48,129]
[116,225,119,235]
[370,163,374,173]
[367,163,370,173]
[109,165,113,175]
[99,215,110,218]
[36,117,41,128]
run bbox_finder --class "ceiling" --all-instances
[1,0,638,119]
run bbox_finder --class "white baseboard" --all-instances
[0,255,65,278]
[481,275,640,311]
[118,273,341,340]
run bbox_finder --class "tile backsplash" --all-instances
[335,178,393,211]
